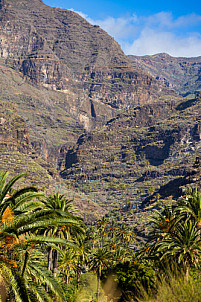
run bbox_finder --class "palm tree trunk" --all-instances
[186,265,189,282]
[0,274,7,302]
[47,247,53,271]
[46,247,53,291]
[96,267,101,302]
[76,270,80,289]
[52,229,61,278]
[53,249,59,278]
[97,275,100,302]
[66,270,70,284]
[21,250,29,277]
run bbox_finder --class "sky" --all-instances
[43,0,201,57]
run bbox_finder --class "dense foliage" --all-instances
[1,171,201,301]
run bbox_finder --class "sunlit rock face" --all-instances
[0,0,176,130]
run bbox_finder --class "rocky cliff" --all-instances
[0,59,85,168]
[0,97,105,222]
[129,53,201,97]
[0,0,176,130]
[1,0,201,228]
[61,95,201,213]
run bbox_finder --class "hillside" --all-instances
[1,60,200,228]
[0,96,105,222]
[1,0,201,229]
[0,59,85,167]
[0,0,176,132]
[61,94,201,230]
[129,53,201,97]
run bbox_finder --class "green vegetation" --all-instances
[0,171,85,301]
[62,95,201,238]
[1,171,201,301]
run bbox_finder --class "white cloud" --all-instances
[69,8,89,20]
[69,9,139,39]
[125,30,201,57]
[90,15,139,39]
[69,9,201,57]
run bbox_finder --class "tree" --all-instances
[102,260,157,302]
[40,193,85,278]
[155,219,201,280]
[58,249,77,284]
[147,204,178,246]
[143,193,201,281]
[0,171,44,217]
[117,225,133,245]
[0,172,83,301]
[74,237,89,290]
[97,217,108,247]
[90,247,111,302]
[177,187,201,230]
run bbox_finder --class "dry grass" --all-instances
[138,273,201,302]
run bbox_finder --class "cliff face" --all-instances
[0,101,30,152]
[0,97,105,222]
[0,0,176,130]
[129,53,201,97]
[0,59,85,168]
[61,95,201,211]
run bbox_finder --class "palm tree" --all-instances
[90,247,112,302]
[176,188,201,230]
[86,226,98,249]
[118,225,134,245]
[108,219,118,239]
[58,248,77,284]
[97,217,108,247]
[112,246,128,264]
[148,204,178,246]
[40,193,85,277]
[0,171,44,217]
[0,172,84,301]
[0,198,81,301]
[154,219,201,280]
[74,237,89,289]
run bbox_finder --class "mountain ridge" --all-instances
[1,0,201,229]
[0,0,176,131]
[129,53,201,97]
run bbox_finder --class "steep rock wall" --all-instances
[0,0,176,130]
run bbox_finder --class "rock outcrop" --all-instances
[0,97,105,222]
[61,95,201,210]
[0,0,176,130]
[0,59,84,167]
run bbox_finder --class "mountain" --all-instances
[0,95,105,222]
[1,0,200,228]
[0,0,176,132]
[61,95,201,213]
[129,53,201,97]
[0,59,84,168]
[0,0,177,175]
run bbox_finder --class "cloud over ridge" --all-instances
[70,9,201,57]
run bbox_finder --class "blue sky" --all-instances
[44,0,201,57]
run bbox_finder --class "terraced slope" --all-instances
[129,53,201,97]
[0,99,105,222]
[0,0,176,130]
[61,95,201,213]
[0,59,84,168]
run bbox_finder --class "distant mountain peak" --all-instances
[129,54,201,97]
